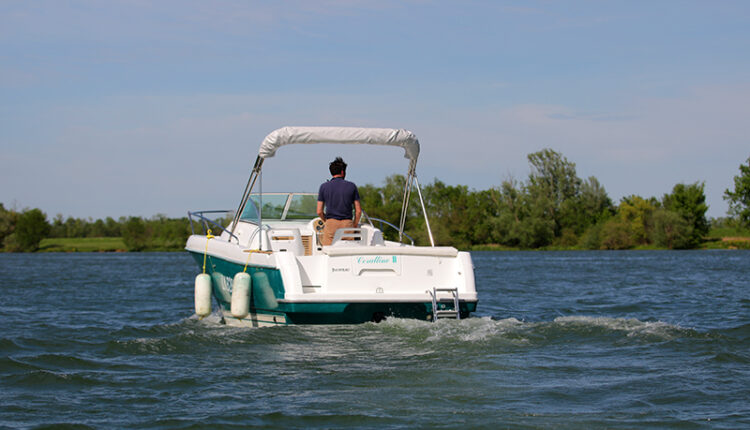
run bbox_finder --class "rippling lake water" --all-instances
[1,251,749,429]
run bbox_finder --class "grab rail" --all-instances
[366,215,415,246]
[189,209,412,247]
[187,210,240,244]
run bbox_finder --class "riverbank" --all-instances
[32,234,750,253]
[39,237,128,252]
[472,238,750,251]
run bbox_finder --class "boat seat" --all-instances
[331,228,366,246]
[268,228,304,255]
[323,245,458,257]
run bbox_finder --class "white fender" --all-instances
[231,272,251,318]
[194,273,212,317]
[252,271,279,310]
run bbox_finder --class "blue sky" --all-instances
[1,0,749,219]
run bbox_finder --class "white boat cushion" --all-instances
[323,246,458,258]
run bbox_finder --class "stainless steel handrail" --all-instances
[366,216,415,246]
[187,210,239,243]
[191,209,412,247]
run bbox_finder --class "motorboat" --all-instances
[185,126,478,326]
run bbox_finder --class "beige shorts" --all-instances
[321,218,354,246]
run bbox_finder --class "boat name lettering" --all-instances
[356,256,397,264]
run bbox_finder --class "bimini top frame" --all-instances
[229,126,435,247]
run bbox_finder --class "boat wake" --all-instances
[174,311,700,343]
[370,314,698,346]
[96,313,719,362]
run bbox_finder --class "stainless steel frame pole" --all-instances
[230,156,264,239]
[414,175,435,247]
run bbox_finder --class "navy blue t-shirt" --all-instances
[318,177,360,220]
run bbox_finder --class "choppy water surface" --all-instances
[1,251,749,429]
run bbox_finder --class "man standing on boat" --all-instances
[317,157,362,246]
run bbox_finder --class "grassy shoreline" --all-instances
[32,235,750,253]
[471,237,750,251]
[470,241,750,251]
[39,237,129,253]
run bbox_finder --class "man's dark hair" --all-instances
[329,157,347,176]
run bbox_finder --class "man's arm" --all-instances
[353,200,361,226]
[317,201,326,221]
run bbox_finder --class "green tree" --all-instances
[359,175,416,242]
[421,180,475,248]
[652,209,693,249]
[662,182,708,248]
[104,217,121,236]
[487,179,524,247]
[6,208,50,252]
[724,157,750,227]
[50,214,65,237]
[122,217,148,251]
[481,176,556,248]
[599,217,635,250]
[469,188,504,244]
[63,216,88,237]
[577,177,614,226]
[146,214,191,250]
[516,210,556,248]
[526,148,582,237]
[0,203,18,248]
[618,195,657,245]
[580,222,604,249]
[90,218,106,237]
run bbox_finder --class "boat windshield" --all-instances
[240,193,318,221]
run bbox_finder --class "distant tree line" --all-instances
[0,207,193,252]
[48,214,124,238]
[2,151,749,252]
[116,215,193,251]
[45,213,193,251]
[362,149,749,250]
